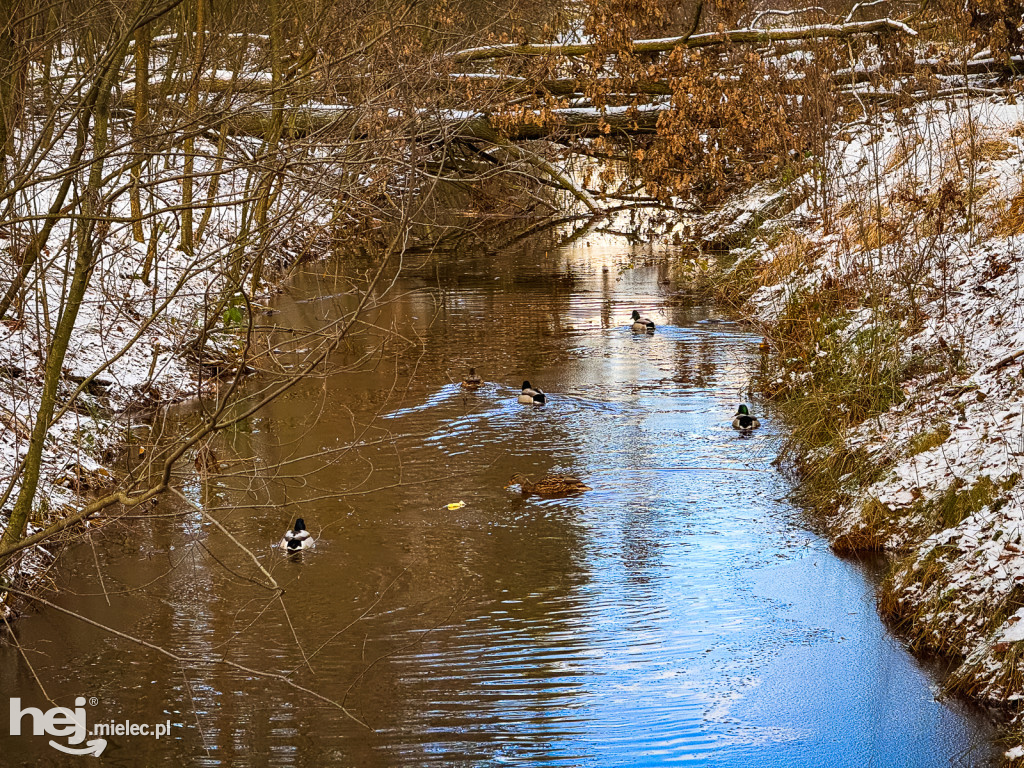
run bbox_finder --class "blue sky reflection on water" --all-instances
[0,240,998,767]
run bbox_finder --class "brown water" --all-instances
[1,239,999,766]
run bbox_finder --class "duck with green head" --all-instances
[732,404,760,431]
[518,381,546,405]
[279,518,315,551]
[462,367,483,390]
[631,310,655,333]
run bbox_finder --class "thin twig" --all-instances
[2,611,56,706]
[0,584,371,729]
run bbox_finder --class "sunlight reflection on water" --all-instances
[0,239,998,767]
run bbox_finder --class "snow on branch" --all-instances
[749,7,829,29]
[845,0,897,23]
[223,102,668,141]
[448,18,919,63]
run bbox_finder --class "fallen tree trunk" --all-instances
[103,51,1021,119]
[449,74,672,96]
[220,101,664,141]
[448,18,918,63]
[117,70,274,101]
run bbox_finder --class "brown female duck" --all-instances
[505,473,592,497]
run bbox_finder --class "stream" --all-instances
[0,237,999,766]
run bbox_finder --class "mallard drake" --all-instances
[279,518,314,551]
[518,381,546,405]
[505,473,592,497]
[462,367,483,389]
[732,404,761,431]
[631,310,655,333]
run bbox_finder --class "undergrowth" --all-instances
[709,89,1024,751]
[750,278,911,521]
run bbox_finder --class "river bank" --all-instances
[699,93,1024,757]
[0,127,333,615]
[1,34,1019,760]
[0,241,999,765]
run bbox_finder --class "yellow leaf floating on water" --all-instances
[446,501,466,510]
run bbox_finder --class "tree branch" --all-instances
[448,18,918,63]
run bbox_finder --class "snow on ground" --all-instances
[0,118,340,614]
[726,93,1024,733]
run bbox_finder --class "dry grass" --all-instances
[990,191,1024,238]
[842,206,901,252]
[948,637,1024,702]
[760,230,816,284]
[876,543,1009,658]
[836,198,861,220]
[831,497,891,552]
[930,476,1004,529]
[976,137,1015,163]
[942,123,1018,180]
[946,120,1019,169]
[883,132,923,174]
[965,176,999,209]
[945,585,1024,701]
[878,544,959,647]
[759,278,908,533]
[908,423,952,456]
[947,121,979,162]
[873,476,1021,687]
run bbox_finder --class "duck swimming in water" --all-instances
[732,404,761,431]
[279,518,314,551]
[462,367,483,390]
[505,473,591,497]
[631,310,655,333]
[518,381,546,405]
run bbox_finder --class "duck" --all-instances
[279,518,314,551]
[631,310,655,333]
[518,381,546,405]
[732,404,761,431]
[462,367,483,390]
[505,473,592,497]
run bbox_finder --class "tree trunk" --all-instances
[0,34,130,554]
[251,0,285,294]
[448,18,918,63]
[0,0,20,189]
[181,0,204,255]
[130,13,151,244]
